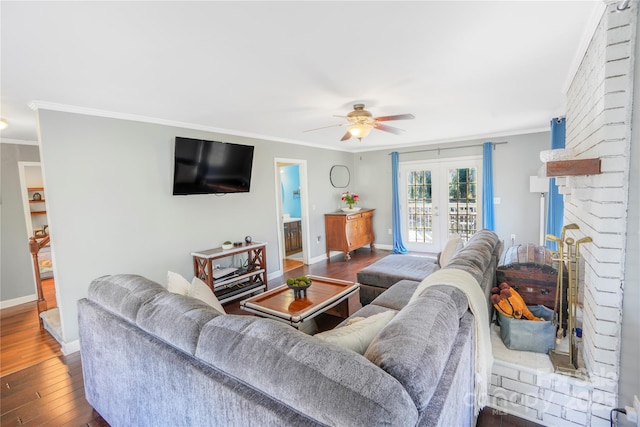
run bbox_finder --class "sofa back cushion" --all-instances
[445,229,501,316]
[87,274,166,323]
[136,292,222,355]
[195,315,419,426]
[364,285,468,411]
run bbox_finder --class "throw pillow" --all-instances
[345,316,366,326]
[190,277,226,314]
[314,310,396,354]
[167,271,191,296]
[438,234,463,267]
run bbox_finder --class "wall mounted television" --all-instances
[173,137,255,195]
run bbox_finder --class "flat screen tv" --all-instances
[173,137,255,195]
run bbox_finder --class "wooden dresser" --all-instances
[324,209,375,261]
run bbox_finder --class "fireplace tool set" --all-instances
[545,224,592,378]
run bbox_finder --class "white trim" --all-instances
[0,294,37,309]
[349,127,549,153]
[561,2,606,94]
[17,161,41,239]
[274,158,311,271]
[308,253,329,264]
[28,100,349,153]
[17,161,43,297]
[267,270,283,282]
[372,243,392,251]
[61,340,80,355]
[1,138,39,146]
[399,155,483,252]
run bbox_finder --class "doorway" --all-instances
[274,159,310,273]
[399,156,482,252]
[17,161,61,341]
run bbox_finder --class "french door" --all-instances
[399,157,482,252]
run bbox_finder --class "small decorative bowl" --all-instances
[287,282,311,298]
[221,243,234,250]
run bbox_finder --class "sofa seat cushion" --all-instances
[88,274,166,323]
[136,292,222,355]
[195,315,419,426]
[356,254,439,289]
[364,285,469,411]
[369,279,420,310]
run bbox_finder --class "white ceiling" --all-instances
[0,1,604,152]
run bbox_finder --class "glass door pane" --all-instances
[406,170,433,244]
[447,167,478,241]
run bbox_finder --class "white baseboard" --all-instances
[374,244,392,251]
[0,293,37,309]
[61,339,80,355]
[309,253,329,264]
[267,270,283,281]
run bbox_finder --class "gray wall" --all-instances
[0,143,40,302]
[619,4,640,420]
[36,108,553,346]
[354,132,549,250]
[37,110,353,344]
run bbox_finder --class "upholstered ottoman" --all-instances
[356,255,439,305]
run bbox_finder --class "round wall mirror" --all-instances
[330,165,350,188]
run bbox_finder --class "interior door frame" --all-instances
[399,155,482,252]
[17,161,45,296]
[273,158,310,272]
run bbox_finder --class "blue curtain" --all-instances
[482,142,495,231]
[546,117,566,250]
[391,152,408,254]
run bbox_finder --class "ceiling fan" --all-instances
[305,104,415,141]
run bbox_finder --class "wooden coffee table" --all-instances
[239,275,360,330]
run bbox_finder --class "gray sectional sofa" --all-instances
[78,230,502,427]
[357,230,503,307]
[356,253,440,305]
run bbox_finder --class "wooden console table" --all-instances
[192,242,267,304]
[324,209,375,261]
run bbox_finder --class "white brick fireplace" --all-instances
[488,2,637,426]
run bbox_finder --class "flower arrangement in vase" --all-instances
[341,191,360,211]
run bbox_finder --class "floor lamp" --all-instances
[530,176,550,246]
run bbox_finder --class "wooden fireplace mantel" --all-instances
[546,158,601,177]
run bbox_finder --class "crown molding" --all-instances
[28,101,350,153]
[561,1,607,94]
[0,138,39,146]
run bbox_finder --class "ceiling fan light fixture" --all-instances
[348,123,373,140]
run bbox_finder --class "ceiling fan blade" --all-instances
[375,113,415,122]
[340,131,352,141]
[303,123,345,132]
[374,123,405,135]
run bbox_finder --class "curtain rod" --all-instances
[389,141,508,156]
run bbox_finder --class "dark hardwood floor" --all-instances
[1,248,536,426]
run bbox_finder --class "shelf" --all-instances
[212,269,266,289]
[192,242,267,305]
[546,158,601,177]
[27,187,44,191]
[31,211,47,216]
[29,199,46,203]
[216,281,266,304]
